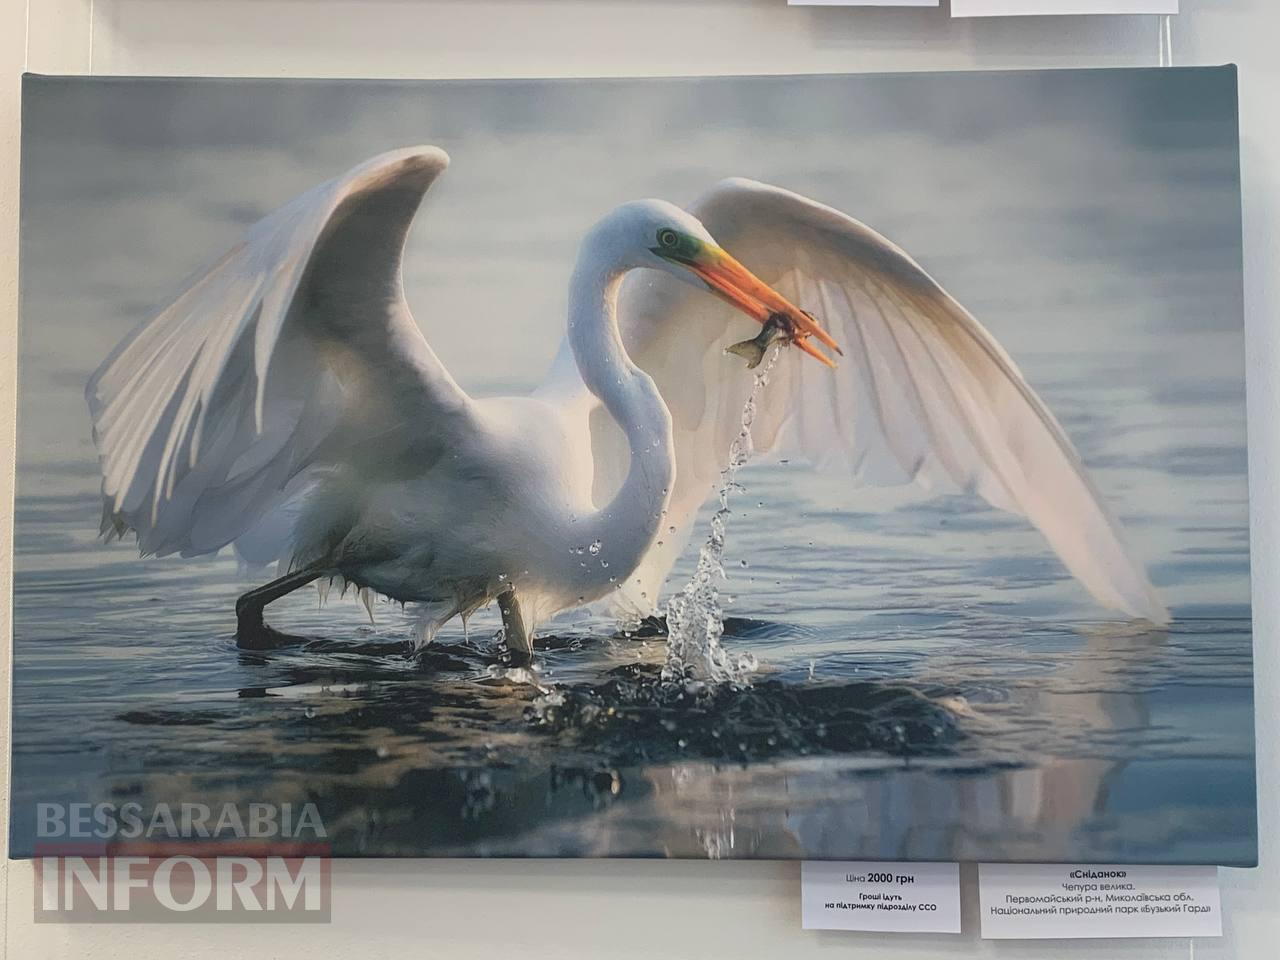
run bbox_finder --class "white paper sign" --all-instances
[978,864,1221,939]
[952,1,1176,15]
[789,1,937,7]
[801,861,961,933]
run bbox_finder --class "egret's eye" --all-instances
[657,229,679,249]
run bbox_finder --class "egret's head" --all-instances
[603,199,840,367]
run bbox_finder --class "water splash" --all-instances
[662,347,781,685]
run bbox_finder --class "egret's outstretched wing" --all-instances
[87,147,472,560]
[611,178,1167,624]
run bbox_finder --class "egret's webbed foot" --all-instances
[234,566,324,650]
[497,589,534,666]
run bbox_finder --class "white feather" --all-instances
[611,178,1168,625]
[86,146,468,562]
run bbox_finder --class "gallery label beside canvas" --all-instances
[788,1,937,7]
[977,864,1222,939]
[951,0,1176,14]
[801,861,961,933]
[788,0,1175,11]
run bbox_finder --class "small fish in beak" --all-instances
[726,313,792,369]
[726,310,829,369]
[678,243,840,368]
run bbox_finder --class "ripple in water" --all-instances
[662,347,780,685]
[527,662,964,766]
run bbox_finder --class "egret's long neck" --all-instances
[568,252,676,581]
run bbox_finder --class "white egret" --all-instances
[87,146,1167,659]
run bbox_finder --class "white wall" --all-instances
[1,1,1275,957]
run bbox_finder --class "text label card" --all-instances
[952,1,1176,15]
[801,861,961,933]
[790,1,937,7]
[978,864,1221,940]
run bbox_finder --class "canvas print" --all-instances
[11,67,1254,863]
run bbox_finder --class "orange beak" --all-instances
[686,245,842,368]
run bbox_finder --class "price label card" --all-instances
[801,861,961,933]
[952,1,1176,14]
[978,864,1221,939]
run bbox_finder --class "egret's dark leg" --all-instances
[235,567,325,650]
[497,590,534,665]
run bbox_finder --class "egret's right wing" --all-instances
[610,178,1166,625]
[87,147,473,560]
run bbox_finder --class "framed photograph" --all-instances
[11,66,1254,864]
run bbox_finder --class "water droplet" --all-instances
[600,560,610,569]
[668,525,676,534]
[756,501,764,508]
[656,540,664,547]
[588,539,602,556]
[376,745,389,758]
[303,706,316,720]
[739,559,749,568]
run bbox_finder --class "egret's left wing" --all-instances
[86,147,471,562]
[608,178,1167,625]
